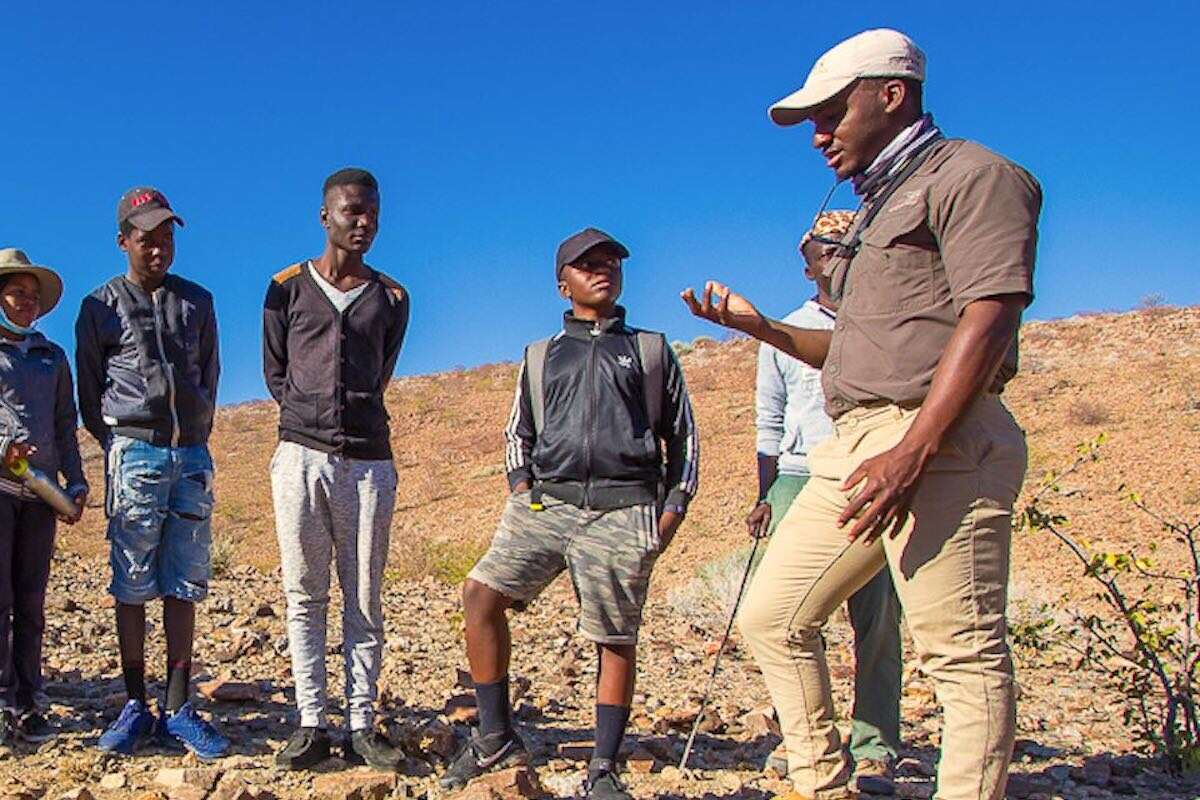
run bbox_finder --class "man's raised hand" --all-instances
[680,281,765,336]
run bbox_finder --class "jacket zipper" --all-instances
[152,290,181,447]
[583,322,600,508]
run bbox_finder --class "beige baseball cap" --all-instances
[769,29,926,126]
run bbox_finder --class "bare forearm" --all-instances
[899,296,1024,458]
[755,453,778,501]
[752,318,832,368]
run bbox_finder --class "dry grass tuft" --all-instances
[1068,399,1112,427]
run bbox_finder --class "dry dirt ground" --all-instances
[3,306,1200,800]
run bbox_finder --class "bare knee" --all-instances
[463,578,511,622]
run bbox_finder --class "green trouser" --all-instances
[764,473,902,763]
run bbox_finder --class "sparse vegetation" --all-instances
[1018,435,1200,773]
[1140,293,1168,310]
[210,531,237,578]
[1069,398,1112,426]
[390,536,490,584]
[668,543,762,627]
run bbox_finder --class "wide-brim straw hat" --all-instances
[0,248,64,317]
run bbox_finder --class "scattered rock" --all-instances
[557,652,579,678]
[419,719,458,759]
[659,765,683,782]
[154,768,222,792]
[98,774,127,790]
[198,680,261,703]
[895,757,935,778]
[654,707,698,733]
[739,706,780,737]
[894,782,935,800]
[312,772,397,800]
[444,693,479,724]
[253,602,275,618]
[1013,738,1058,760]
[1005,772,1056,799]
[1081,755,1112,787]
[625,748,655,774]
[449,785,500,800]
[165,789,207,800]
[475,766,549,799]
[58,791,93,800]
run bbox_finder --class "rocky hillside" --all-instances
[63,304,1200,601]
[5,306,1197,800]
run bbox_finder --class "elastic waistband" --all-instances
[278,429,393,461]
[536,479,659,511]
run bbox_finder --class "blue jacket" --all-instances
[0,332,87,501]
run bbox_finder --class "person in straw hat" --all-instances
[683,27,1041,800]
[0,248,87,747]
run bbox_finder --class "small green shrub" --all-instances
[1019,434,1200,773]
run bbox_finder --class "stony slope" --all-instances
[7,305,1198,800]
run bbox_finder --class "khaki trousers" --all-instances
[738,396,1026,800]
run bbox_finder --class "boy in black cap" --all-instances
[442,228,700,800]
[76,187,228,760]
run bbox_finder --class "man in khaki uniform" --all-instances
[682,29,1041,800]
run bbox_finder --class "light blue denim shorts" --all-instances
[105,435,214,603]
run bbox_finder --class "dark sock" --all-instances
[475,676,512,740]
[593,704,630,768]
[122,663,146,705]
[165,660,191,713]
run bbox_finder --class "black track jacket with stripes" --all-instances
[504,307,699,511]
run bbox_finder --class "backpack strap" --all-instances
[636,330,666,435]
[525,337,552,437]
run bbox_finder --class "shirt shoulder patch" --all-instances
[376,272,406,302]
[272,263,304,285]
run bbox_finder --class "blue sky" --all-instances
[4,2,1196,403]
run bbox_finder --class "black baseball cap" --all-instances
[117,186,185,232]
[555,227,629,281]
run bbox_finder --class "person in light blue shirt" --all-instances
[746,210,903,796]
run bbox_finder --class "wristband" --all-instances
[662,503,687,515]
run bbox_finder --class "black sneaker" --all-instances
[440,730,529,790]
[15,711,55,744]
[585,759,631,800]
[0,709,14,748]
[274,726,331,771]
[346,729,404,771]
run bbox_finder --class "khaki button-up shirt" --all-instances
[821,139,1042,418]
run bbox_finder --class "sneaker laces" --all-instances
[172,704,223,748]
[112,701,144,730]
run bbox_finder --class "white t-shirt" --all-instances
[308,261,368,313]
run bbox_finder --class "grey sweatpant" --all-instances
[270,441,397,730]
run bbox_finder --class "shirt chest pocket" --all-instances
[846,198,940,315]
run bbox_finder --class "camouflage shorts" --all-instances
[468,490,662,645]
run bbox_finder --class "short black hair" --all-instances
[323,168,378,197]
[119,220,134,236]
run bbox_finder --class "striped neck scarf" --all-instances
[852,113,943,199]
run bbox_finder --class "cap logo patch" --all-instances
[130,191,166,209]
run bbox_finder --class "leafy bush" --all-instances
[1018,434,1200,773]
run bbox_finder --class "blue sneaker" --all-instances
[98,699,156,754]
[161,702,230,760]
